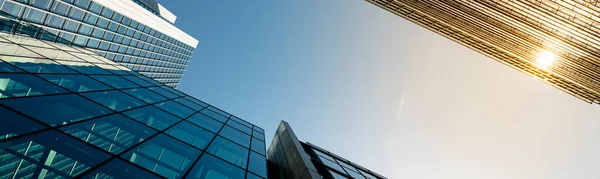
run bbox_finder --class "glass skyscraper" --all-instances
[0,27,265,179]
[0,0,198,88]
[366,0,600,104]
[267,121,386,179]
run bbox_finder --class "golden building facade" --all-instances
[367,0,600,104]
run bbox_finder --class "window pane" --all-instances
[0,94,113,126]
[344,167,366,179]
[0,106,46,140]
[60,113,157,154]
[199,108,228,123]
[81,158,163,179]
[122,106,180,130]
[0,56,78,74]
[252,131,265,141]
[248,152,267,178]
[0,73,68,98]
[56,61,112,75]
[147,86,178,99]
[81,90,146,111]
[206,106,230,118]
[165,121,214,150]
[0,130,111,178]
[246,172,264,179]
[160,86,185,97]
[173,97,203,111]
[251,137,266,156]
[186,113,223,133]
[121,134,201,179]
[230,116,252,129]
[319,156,345,173]
[90,75,140,89]
[330,170,349,179]
[226,120,252,135]
[121,87,167,104]
[0,60,23,73]
[186,154,245,179]
[206,137,248,168]
[154,100,195,119]
[39,74,112,92]
[218,125,251,148]
[183,96,208,107]
[121,75,155,87]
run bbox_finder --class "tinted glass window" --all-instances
[226,120,252,135]
[253,131,265,141]
[60,113,157,154]
[121,87,167,103]
[165,121,214,150]
[81,159,163,179]
[121,75,155,87]
[246,172,264,179]
[173,97,204,111]
[0,60,23,73]
[0,94,112,126]
[248,152,267,178]
[39,74,112,92]
[121,134,201,179]
[0,106,46,140]
[183,96,208,107]
[230,116,253,129]
[1,56,78,74]
[154,100,195,119]
[147,86,178,99]
[186,154,245,179]
[90,75,140,89]
[251,137,266,156]
[199,108,228,123]
[0,73,67,98]
[206,137,248,168]
[186,113,223,133]
[218,125,251,148]
[81,90,146,111]
[0,130,111,178]
[122,106,180,130]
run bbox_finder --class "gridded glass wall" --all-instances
[305,143,385,179]
[0,34,265,179]
[0,0,196,87]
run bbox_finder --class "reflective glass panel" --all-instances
[330,170,349,179]
[90,75,140,89]
[252,131,265,141]
[147,86,178,99]
[121,75,155,87]
[186,154,245,179]
[81,158,163,179]
[0,130,111,178]
[154,100,195,119]
[230,116,252,129]
[39,74,112,92]
[173,97,204,111]
[250,137,266,156]
[0,73,67,98]
[206,137,248,168]
[199,108,228,123]
[121,134,201,179]
[60,113,157,154]
[165,121,214,150]
[0,106,46,140]
[0,94,112,126]
[248,152,267,178]
[218,125,251,148]
[183,96,208,107]
[0,60,23,72]
[206,106,230,118]
[226,120,252,135]
[0,56,78,74]
[186,113,223,133]
[81,90,146,111]
[57,61,112,75]
[121,87,167,104]
[319,156,345,173]
[246,172,264,179]
[122,106,180,130]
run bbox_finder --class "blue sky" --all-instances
[159,1,600,178]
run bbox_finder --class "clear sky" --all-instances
[159,1,600,178]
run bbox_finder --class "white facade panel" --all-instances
[92,0,198,48]
[158,4,177,24]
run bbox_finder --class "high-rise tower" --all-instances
[0,0,198,88]
[367,0,600,104]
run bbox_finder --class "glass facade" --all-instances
[267,121,386,179]
[0,34,265,179]
[0,0,197,88]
